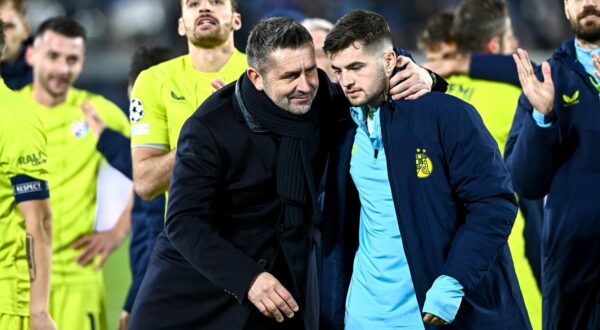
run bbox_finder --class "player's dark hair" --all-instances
[454,0,508,52]
[128,46,179,87]
[0,0,26,15]
[246,17,313,73]
[323,10,392,56]
[417,11,455,52]
[35,16,87,41]
[0,18,6,58]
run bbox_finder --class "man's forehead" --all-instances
[35,31,85,52]
[267,46,315,71]
[269,45,315,61]
[0,3,20,18]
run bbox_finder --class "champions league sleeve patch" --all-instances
[129,98,144,123]
[11,175,50,203]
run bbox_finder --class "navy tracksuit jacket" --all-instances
[321,92,531,329]
[507,38,600,330]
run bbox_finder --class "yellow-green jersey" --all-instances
[446,75,520,155]
[0,80,49,316]
[446,74,542,330]
[130,49,247,150]
[18,85,129,285]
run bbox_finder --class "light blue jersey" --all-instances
[345,106,424,329]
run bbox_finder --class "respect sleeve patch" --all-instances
[10,174,50,203]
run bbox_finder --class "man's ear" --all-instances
[232,13,242,31]
[178,17,186,37]
[384,50,397,76]
[25,45,35,66]
[247,67,264,91]
[485,36,501,54]
[564,1,570,21]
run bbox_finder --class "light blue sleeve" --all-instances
[532,109,554,128]
[422,275,464,323]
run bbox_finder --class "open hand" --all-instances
[513,48,554,115]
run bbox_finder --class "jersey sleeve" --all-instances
[129,69,169,150]
[1,111,50,202]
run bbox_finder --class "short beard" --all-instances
[188,21,232,49]
[571,10,600,43]
[353,66,389,108]
[190,33,229,48]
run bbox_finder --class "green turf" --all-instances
[103,238,131,330]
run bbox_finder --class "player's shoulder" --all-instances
[410,91,471,109]
[140,55,189,79]
[189,82,237,125]
[1,89,40,124]
[68,88,119,110]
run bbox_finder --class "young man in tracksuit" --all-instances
[509,1,600,328]
[320,10,531,329]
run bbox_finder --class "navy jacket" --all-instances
[507,38,600,330]
[128,72,341,330]
[0,43,32,90]
[321,92,531,329]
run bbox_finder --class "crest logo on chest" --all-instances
[416,148,432,179]
[71,120,89,138]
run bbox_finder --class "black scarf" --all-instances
[237,73,320,227]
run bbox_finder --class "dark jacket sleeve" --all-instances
[165,117,264,304]
[439,102,518,293]
[504,94,529,163]
[505,92,560,199]
[96,128,132,180]
[470,54,520,87]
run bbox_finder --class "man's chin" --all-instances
[286,105,312,115]
[347,98,367,107]
[191,34,227,48]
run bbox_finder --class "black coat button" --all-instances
[258,259,268,268]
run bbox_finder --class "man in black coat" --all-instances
[128,17,443,330]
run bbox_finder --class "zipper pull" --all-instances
[374,149,379,159]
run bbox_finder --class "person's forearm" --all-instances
[112,192,133,240]
[133,149,175,200]
[21,203,53,315]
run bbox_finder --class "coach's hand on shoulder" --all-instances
[513,48,555,115]
[247,272,299,323]
[389,55,433,100]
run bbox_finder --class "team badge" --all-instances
[416,148,432,178]
[130,98,144,122]
[562,90,580,107]
[71,120,89,138]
